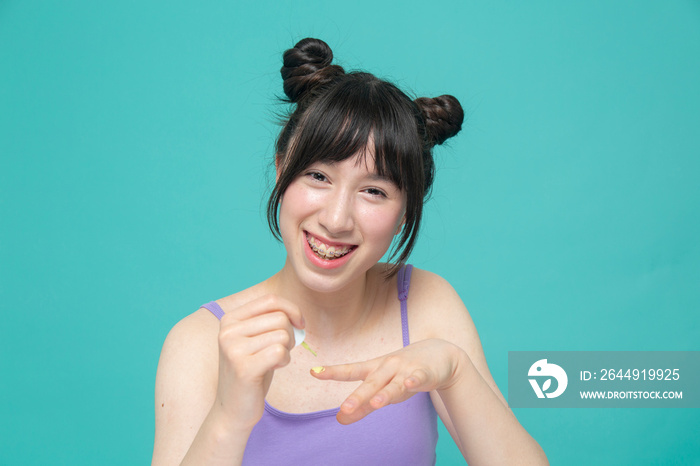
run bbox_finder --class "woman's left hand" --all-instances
[310,338,466,425]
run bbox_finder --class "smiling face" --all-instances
[278,153,406,293]
[269,73,437,278]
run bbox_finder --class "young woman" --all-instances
[152,38,548,465]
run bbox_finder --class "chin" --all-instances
[293,254,368,294]
[290,247,376,295]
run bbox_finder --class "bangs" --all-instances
[282,73,423,189]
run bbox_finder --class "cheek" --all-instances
[278,182,319,227]
[357,204,404,243]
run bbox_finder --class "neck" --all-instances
[268,259,382,346]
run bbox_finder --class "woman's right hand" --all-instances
[213,294,305,429]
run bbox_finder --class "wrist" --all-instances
[437,343,473,392]
[208,398,258,439]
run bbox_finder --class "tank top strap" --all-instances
[397,264,413,347]
[201,301,225,320]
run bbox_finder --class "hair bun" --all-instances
[415,95,464,146]
[281,38,345,103]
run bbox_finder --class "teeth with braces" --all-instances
[307,235,353,260]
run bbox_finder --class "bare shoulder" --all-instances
[153,284,268,464]
[155,283,270,400]
[406,267,476,343]
[406,267,507,406]
[152,307,220,463]
[406,267,460,304]
[158,308,220,378]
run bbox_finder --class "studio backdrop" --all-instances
[1,1,699,464]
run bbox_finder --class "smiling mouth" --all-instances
[306,233,356,261]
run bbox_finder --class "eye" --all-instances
[365,187,388,198]
[306,171,327,182]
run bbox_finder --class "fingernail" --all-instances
[311,366,325,374]
[371,395,384,406]
[341,399,355,411]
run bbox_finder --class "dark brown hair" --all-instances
[267,38,464,277]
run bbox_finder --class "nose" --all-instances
[318,190,355,236]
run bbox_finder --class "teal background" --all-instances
[1,1,699,464]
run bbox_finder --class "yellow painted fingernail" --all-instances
[311,366,325,374]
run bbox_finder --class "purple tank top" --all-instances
[200,264,438,465]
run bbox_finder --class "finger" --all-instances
[219,313,296,357]
[309,359,380,382]
[336,371,422,425]
[247,343,292,373]
[334,366,398,423]
[369,377,414,409]
[336,398,378,425]
[244,329,295,354]
[366,367,434,411]
[221,343,291,386]
[223,294,305,330]
[219,328,293,368]
[226,311,295,341]
[403,368,431,392]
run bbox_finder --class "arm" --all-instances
[152,295,305,466]
[417,271,547,465]
[152,309,251,466]
[312,269,548,465]
[435,345,548,465]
